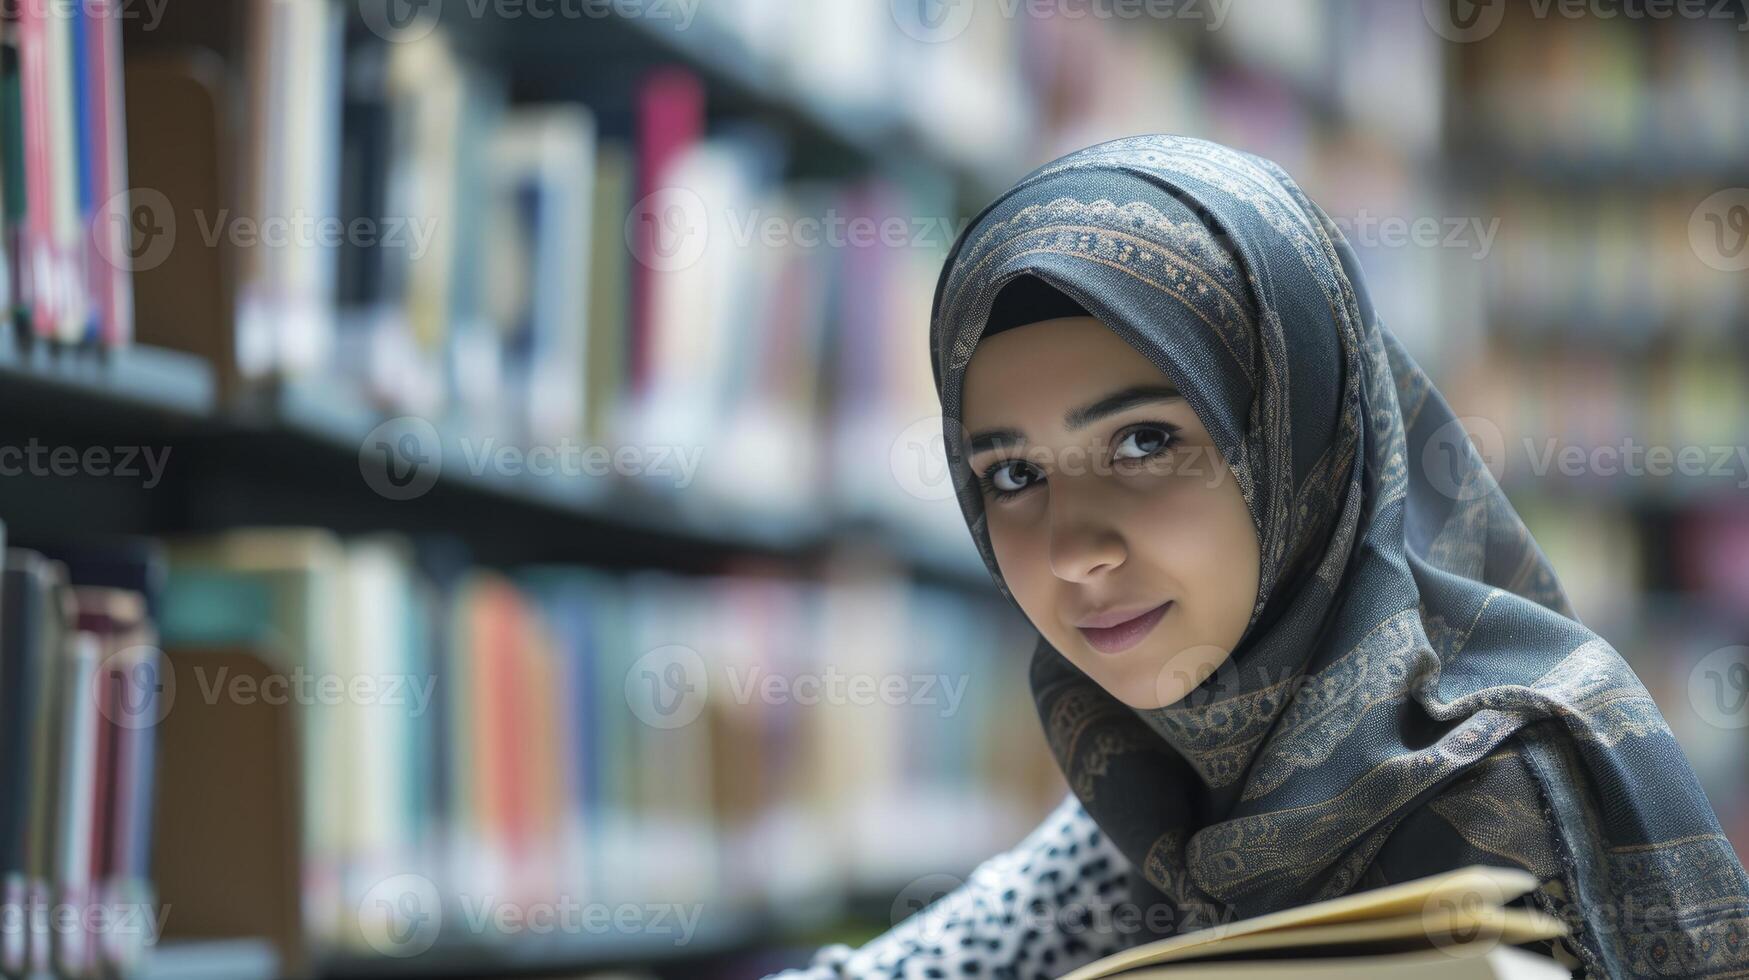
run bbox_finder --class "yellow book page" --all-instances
[1057,865,1561,980]
[1093,944,1571,980]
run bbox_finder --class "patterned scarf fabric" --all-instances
[927,135,1749,979]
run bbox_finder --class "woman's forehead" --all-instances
[964,321,1181,429]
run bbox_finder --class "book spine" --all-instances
[0,12,24,334]
[65,0,91,343]
[41,0,79,343]
[51,632,98,978]
[17,0,56,341]
[83,0,128,346]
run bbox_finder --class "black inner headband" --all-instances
[982,274,1091,337]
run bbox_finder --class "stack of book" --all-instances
[0,529,165,980]
[120,11,982,537]
[143,526,1055,972]
[0,0,134,347]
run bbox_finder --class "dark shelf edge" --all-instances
[0,331,217,420]
[0,343,993,589]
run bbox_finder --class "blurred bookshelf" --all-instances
[0,0,1743,978]
[1436,0,1749,878]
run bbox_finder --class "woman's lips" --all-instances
[1076,601,1172,655]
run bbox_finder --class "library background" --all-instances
[0,0,1744,977]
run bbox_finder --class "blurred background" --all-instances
[0,0,1744,977]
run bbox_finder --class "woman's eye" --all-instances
[979,460,1040,500]
[1114,424,1177,460]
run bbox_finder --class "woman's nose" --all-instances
[1046,478,1127,582]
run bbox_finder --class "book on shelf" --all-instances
[109,5,1006,541]
[0,537,165,980]
[1457,10,1747,162]
[1055,865,1569,980]
[137,525,1055,972]
[150,644,305,977]
[482,104,598,449]
[0,0,132,346]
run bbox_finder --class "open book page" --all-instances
[1057,865,1569,980]
[1073,944,1573,980]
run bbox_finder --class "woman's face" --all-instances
[961,315,1261,710]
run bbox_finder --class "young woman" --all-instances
[768,135,1749,980]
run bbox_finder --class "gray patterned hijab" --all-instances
[928,135,1749,978]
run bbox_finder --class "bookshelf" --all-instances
[0,1,1743,978]
[5,0,1043,975]
[1436,0,1749,870]
[0,351,993,588]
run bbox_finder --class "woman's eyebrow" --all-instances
[967,383,1184,455]
[1064,383,1184,429]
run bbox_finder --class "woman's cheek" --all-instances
[985,507,1050,605]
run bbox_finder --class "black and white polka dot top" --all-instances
[762,792,1140,980]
